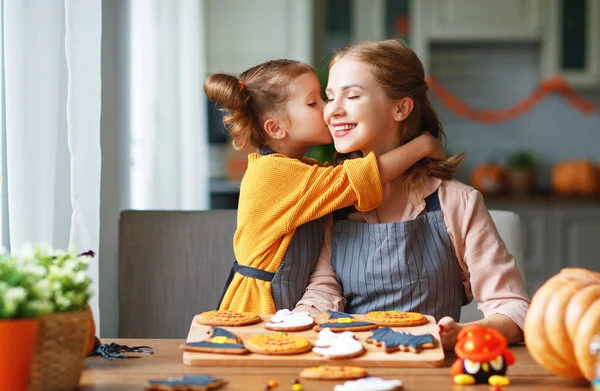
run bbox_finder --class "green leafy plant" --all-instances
[506,150,537,170]
[0,244,93,319]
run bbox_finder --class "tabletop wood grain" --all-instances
[79,339,592,391]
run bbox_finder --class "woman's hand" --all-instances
[438,316,464,351]
[421,131,446,160]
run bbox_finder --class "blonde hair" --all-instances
[204,60,314,150]
[331,40,464,195]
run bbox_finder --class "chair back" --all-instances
[119,210,236,338]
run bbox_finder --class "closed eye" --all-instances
[348,95,360,100]
[308,102,317,107]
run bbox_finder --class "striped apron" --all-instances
[218,147,326,311]
[331,190,465,321]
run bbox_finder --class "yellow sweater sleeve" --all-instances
[237,152,382,247]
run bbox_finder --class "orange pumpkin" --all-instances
[524,268,600,381]
[552,160,600,196]
[471,163,507,195]
[85,305,97,357]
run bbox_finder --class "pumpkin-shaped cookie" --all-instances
[246,333,312,355]
[196,310,261,326]
[524,268,600,381]
[365,311,427,327]
[300,365,368,380]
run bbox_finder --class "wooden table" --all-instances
[80,339,592,390]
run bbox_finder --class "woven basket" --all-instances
[28,310,90,391]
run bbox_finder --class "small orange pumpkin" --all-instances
[524,268,600,381]
[552,160,600,196]
[471,163,507,195]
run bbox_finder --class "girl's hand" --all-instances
[421,131,446,160]
[438,316,464,351]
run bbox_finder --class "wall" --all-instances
[430,43,600,188]
[99,0,131,338]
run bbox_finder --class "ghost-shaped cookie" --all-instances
[264,309,315,332]
[312,328,365,359]
[334,377,403,391]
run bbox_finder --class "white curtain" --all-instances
[130,0,209,210]
[2,0,102,327]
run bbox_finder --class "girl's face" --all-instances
[283,72,332,151]
[324,58,402,155]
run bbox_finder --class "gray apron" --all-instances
[217,147,326,310]
[331,190,465,321]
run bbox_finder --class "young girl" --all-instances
[204,59,445,314]
[295,40,530,350]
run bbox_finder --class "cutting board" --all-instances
[183,314,445,368]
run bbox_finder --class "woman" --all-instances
[295,40,529,349]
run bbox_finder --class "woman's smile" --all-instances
[331,122,357,138]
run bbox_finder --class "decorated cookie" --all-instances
[180,326,247,355]
[314,310,378,333]
[264,309,315,332]
[245,332,313,355]
[364,311,428,327]
[300,365,368,380]
[312,328,365,359]
[145,375,227,390]
[366,327,435,353]
[334,377,403,391]
[196,310,261,326]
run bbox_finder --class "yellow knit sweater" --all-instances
[219,152,382,314]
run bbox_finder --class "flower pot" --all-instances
[508,168,534,197]
[0,318,40,391]
[28,310,90,391]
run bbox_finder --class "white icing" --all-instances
[334,377,403,391]
[312,328,364,357]
[265,309,314,328]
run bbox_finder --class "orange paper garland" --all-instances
[425,76,598,123]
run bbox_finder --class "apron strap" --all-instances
[216,261,276,309]
[259,146,276,156]
[424,190,441,212]
[333,206,354,221]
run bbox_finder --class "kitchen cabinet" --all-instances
[411,0,543,74]
[417,0,542,41]
[541,0,600,88]
[204,0,312,74]
[486,201,600,296]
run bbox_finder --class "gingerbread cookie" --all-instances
[181,326,247,354]
[196,310,261,326]
[245,332,312,355]
[314,310,378,333]
[364,311,428,327]
[334,377,403,391]
[300,365,368,380]
[145,375,227,390]
[366,327,435,353]
[265,309,315,332]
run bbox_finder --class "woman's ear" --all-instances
[263,118,287,140]
[393,97,414,122]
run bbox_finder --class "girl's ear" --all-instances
[263,118,287,140]
[393,97,414,122]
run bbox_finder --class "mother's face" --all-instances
[324,58,402,155]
